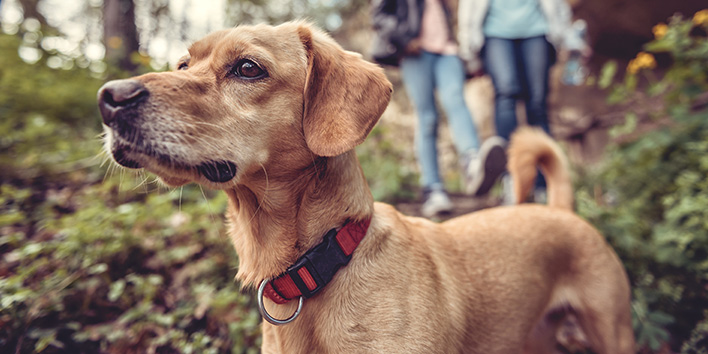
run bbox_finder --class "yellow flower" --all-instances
[627,52,656,74]
[693,9,708,26]
[627,60,640,74]
[635,52,657,69]
[652,23,667,39]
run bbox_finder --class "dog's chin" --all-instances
[112,145,142,169]
[159,175,191,187]
[157,165,237,188]
[110,143,238,187]
[111,148,189,186]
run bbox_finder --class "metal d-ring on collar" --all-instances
[258,278,304,325]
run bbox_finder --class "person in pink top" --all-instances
[371,0,506,218]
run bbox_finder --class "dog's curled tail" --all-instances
[507,127,573,210]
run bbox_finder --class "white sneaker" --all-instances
[421,189,453,218]
[501,173,516,205]
[464,137,507,196]
[501,177,546,205]
[533,187,547,204]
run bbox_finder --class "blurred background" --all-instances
[0,0,707,353]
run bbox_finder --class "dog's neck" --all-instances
[224,150,374,287]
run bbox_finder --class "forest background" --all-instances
[0,0,707,353]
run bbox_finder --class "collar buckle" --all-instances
[286,227,352,298]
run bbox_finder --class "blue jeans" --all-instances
[400,51,480,190]
[482,36,552,188]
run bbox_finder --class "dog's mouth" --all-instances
[112,144,143,169]
[109,136,238,184]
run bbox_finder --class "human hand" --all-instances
[466,68,485,79]
[463,56,484,78]
[579,44,593,59]
[404,39,421,56]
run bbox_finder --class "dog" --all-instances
[97,21,634,353]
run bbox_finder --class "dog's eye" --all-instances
[178,62,188,70]
[233,59,266,79]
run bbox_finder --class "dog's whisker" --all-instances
[149,174,161,193]
[109,163,118,181]
[132,172,151,192]
[136,170,155,194]
[99,154,112,169]
[101,156,114,184]
[198,185,217,226]
[179,186,184,212]
[118,168,126,191]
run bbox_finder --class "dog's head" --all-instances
[98,21,392,188]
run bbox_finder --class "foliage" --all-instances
[576,10,708,352]
[1,181,261,353]
[0,33,261,353]
[681,311,708,354]
[607,10,708,106]
[0,34,104,184]
[357,126,418,202]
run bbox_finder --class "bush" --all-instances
[576,10,708,352]
[1,180,262,353]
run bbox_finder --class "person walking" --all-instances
[457,0,590,203]
[371,0,507,218]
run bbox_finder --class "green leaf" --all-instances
[108,279,126,302]
[598,61,618,89]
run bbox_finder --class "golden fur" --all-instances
[98,21,634,353]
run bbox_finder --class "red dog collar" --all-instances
[262,218,371,304]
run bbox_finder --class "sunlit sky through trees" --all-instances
[0,0,346,70]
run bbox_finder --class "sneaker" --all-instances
[464,137,507,197]
[421,188,453,218]
[501,173,516,205]
[533,187,547,204]
[501,177,547,205]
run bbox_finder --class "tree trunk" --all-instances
[103,0,140,73]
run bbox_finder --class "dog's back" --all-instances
[507,127,574,209]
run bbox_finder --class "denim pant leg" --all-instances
[433,54,480,155]
[482,37,522,141]
[519,36,551,135]
[400,52,442,190]
[519,36,552,189]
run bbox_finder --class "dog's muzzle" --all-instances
[97,79,239,183]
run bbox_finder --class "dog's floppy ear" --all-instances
[297,23,393,157]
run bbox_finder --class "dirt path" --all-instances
[395,192,502,221]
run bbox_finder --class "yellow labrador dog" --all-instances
[97,21,634,353]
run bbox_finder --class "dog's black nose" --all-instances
[98,79,148,124]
